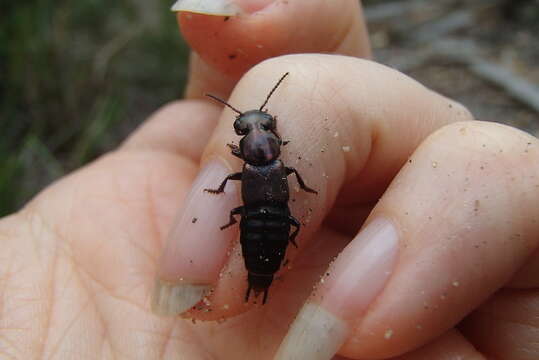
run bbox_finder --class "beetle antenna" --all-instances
[259,72,289,111]
[205,94,243,115]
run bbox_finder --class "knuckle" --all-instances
[421,121,539,207]
[428,120,539,160]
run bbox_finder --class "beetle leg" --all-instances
[262,289,269,304]
[220,206,243,230]
[227,143,243,159]
[286,167,318,194]
[204,172,242,194]
[245,284,253,302]
[288,215,301,248]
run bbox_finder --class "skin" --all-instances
[1,1,538,359]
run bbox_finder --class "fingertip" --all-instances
[178,0,370,97]
[339,121,539,358]
[151,159,242,317]
[274,218,399,359]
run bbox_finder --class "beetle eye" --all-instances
[261,117,274,131]
[234,120,247,135]
[234,126,247,135]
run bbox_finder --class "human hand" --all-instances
[1,1,538,360]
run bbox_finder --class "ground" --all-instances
[1,0,538,216]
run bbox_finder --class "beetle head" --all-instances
[233,110,275,135]
[204,72,290,166]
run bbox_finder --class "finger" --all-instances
[277,122,539,359]
[174,0,371,98]
[151,54,472,317]
[460,288,539,360]
[121,99,221,161]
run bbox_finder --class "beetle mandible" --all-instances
[204,73,317,304]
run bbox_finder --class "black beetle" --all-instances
[204,73,317,304]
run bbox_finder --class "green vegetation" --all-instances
[1,0,189,216]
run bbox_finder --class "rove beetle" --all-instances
[204,73,317,304]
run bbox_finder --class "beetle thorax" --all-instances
[235,110,281,166]
[240,129,281,165]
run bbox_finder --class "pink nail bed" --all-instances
[233,0,274,13]
[158,159,240,284]
[317,218,399,318]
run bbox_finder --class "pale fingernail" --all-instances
[151,279,210,316]
[152,159,239,316]
[171,0,243,16]
[274,303,349,360]
[275,218,399,360]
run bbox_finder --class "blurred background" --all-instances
[1,0,538,216]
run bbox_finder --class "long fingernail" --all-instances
[172,0,276,15]
[152,159,239,316]
[171,0,243,15]
[152,279,210,316]
[275,218,399,360]
[274,303,349,360]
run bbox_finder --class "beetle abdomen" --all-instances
[240,204,291,295]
